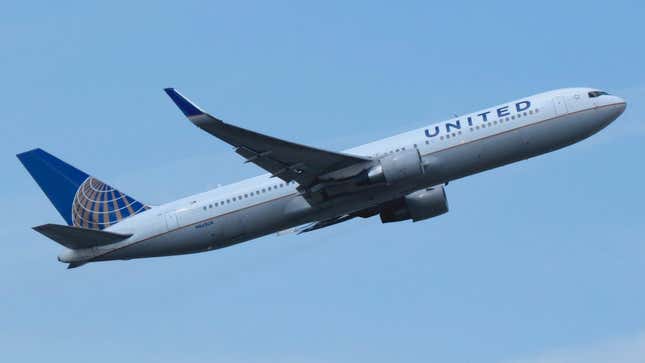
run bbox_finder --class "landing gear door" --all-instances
[553,96,568,115]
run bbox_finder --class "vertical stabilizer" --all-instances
[17,148,149,230]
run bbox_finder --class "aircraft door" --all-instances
[164,212,179,231]
[553,96,568,115]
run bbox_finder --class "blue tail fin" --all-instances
[17,148,149,230]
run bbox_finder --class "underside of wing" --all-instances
[296,215,357,234]
[164,88,371,188]
[295,205,382,234]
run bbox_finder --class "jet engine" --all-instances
[380,185,448,223]
[362,149,424,186]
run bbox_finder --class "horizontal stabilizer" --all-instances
[33,223,132,250]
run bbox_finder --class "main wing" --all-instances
[164,88,370,187]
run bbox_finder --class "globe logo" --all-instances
[71,177,149,230]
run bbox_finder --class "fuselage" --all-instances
[59,87,626,264]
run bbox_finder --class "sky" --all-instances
[1,1,644,362]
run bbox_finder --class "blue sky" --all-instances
[2,1,645,362]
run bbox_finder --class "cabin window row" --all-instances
[202,181,294,211]
[372,108,540,156]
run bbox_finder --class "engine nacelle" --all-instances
[365,148,424,185]
[380,185,449,223]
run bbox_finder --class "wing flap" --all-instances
[33,223,132,250]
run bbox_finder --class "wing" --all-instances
[295,205,382,234]
[295,215,357,234]
[164,88,370,187]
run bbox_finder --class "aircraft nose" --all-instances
[606,95,627,115]
[605,95,626,121]
[616,97,627,114]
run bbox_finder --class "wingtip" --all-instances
[164,88,205,118]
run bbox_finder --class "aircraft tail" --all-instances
[17,148,150,230]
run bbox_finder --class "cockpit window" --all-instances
[588,91,609,98]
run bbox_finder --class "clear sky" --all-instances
[2,1,644,362]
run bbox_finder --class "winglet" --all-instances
[164,88,206,117]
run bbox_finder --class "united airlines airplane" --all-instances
[18,88,626,268]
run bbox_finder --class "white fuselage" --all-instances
[59,88,626,263]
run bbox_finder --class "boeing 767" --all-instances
[17,87,626,268]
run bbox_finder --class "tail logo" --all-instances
[71,177,149,230]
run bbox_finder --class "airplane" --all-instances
[17,87,626,268]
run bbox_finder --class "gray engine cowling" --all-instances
[365,149,424,185]
[380,185,449,223]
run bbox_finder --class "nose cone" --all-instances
[611,96,627,119]
[600,95,627,126]
[603,94,626,115]
[616,97,627,115]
